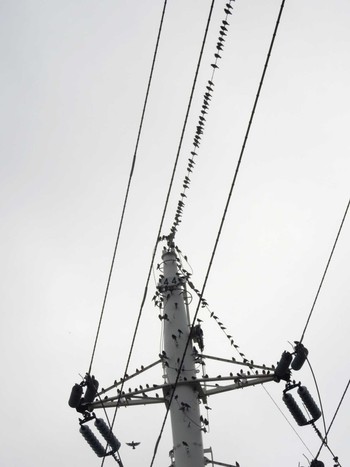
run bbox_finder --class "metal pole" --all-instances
[160,246,205,467]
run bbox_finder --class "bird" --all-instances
[126,441,140,450]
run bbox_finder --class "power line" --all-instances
[299,197,350,344]
[148,0,218,464]
[306,358,327,443]
[261,385,314,457]
[87,0,168,377]
[315,378,350,461]
[149,0,286,464]
[99,1,216,464]
[168,2,233,238]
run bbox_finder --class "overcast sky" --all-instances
[1,1,349,466]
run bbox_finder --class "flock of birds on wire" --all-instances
[170,1,235,237]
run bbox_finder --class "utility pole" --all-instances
[69,242,281,466]
[160,246,204,467]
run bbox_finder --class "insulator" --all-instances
[79,425,105,458]
[275,351,292,380]
[84,375,99,403]
[95,418,121,452]
[283,392,308,426]
[310,460,324,467]
[298,386,321,421]
[68,384,83,408]
[292,342,309,370]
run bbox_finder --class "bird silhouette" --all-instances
[126,441,140,450]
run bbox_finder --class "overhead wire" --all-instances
[75,1,169,464]
[315,378,350,462]
[149,0,287,464]
[299,197,350,344]
[306,358,327,443]
[168,1,233,238]
[261,385,314,457]
[87,0,169,377]
[147,0,220,465]
[100,1,216,464]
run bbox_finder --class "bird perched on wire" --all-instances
[126,441,140,450]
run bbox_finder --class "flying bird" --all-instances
[126,441,140,450]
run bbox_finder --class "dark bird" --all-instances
[182,441,189,447]
[205,405,212,410]
[126,441,140,450]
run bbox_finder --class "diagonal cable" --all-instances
[315,378,349,463]
[101,1,216,465]
[299,197,350,344]
[88,0,168,377]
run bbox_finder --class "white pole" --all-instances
[160,246,205,467]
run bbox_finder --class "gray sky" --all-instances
[1,1,349,466]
